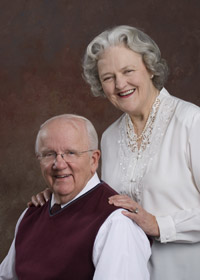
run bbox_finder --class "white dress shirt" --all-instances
[101,89,200,280]
[0,173,151,280]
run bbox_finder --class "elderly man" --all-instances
[0,114,151,280]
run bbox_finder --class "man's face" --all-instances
[37,118,100,204]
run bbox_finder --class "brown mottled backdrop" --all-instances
[0,0,199,262]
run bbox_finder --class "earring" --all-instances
[151,74,154,79]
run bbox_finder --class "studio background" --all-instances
[0,0,199,261]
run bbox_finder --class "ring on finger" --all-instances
[131,207,139,214]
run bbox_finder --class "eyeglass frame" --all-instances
[36,149,95,164]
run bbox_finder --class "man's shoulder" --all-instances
[98,181,119,196]
[19,203,49,226]
[101,208,149,244]
[82,182,120,217]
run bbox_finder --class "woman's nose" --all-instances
[115,75,127,90]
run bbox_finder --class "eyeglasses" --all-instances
[37,149,94,164]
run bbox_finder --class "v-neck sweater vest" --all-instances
[15,182,119,280]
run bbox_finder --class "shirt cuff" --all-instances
[155,215,176,243]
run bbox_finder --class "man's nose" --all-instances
[53,154,68,169]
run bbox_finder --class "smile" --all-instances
[118,88,136,97]
[54,174,71,178]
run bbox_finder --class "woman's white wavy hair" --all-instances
[83,25,169,97]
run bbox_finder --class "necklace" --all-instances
[126,96,160,153]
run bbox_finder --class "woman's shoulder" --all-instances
[175,96,200,124]
[162,88,200,122]
[101,114,125,141]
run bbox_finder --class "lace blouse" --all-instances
[101,88,200,280]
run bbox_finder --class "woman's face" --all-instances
[97,45,157,118]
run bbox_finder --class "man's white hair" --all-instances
[35,114,98,154]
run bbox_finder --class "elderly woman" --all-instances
[82,25,200,280]
[29,25,200,279]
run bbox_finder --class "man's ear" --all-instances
[90,149,101,173]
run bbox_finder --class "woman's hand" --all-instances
[27,188,52,207]
[109,194,160,237]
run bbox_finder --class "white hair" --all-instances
[35,114,98,154]
[83,25,169,96]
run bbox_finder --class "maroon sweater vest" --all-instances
[15,182,119,280]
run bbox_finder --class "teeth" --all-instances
[56,175,69,178]
[119,89,135,96]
